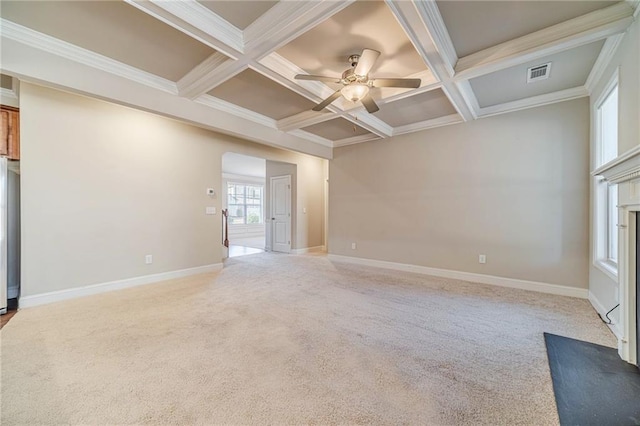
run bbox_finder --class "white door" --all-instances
[270,175,291,253]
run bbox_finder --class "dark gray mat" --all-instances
[544,332,640,425]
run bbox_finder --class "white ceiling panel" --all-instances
[198,1,279,30]
[208,69,317,120]
[277,1,427,79]
[302,118,372,141]
[470,40,605,107]
[375,89,458,127]
[437,0,618,57]
[1,1,217,82]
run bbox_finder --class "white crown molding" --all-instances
[1,36,333,159]
[384,1,474,123]
[343,111,394,138]
[277,110,336,132]
[585,34,625,94]
[392,113,463,136]
[243,0,354,57]
[592,145,640,184]
[455,2,635,80]
[412,0,458,75]
[0,19,177,95]
[20,263,223,308]
[449,81,480,120]
[477,86,589,118]
[185,59,250,99]
[333,133,382,148]
[385,0,446,80]
[328,254,589,299]
[196,95,277,129]
[124,0,243,58]
[287,129,334,148]
[177,53,244,99]
[440,83,477,121]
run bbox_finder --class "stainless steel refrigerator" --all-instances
[1,157,20,314]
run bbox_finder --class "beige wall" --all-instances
[20,83,326,297]
[329,98,590,288]
[589,17,640,321]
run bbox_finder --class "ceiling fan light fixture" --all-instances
[341,83,369,102]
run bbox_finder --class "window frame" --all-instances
[226,181,264,226]
[593,70,619,280]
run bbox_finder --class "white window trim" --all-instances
[227,181,265,226]
[592,69,619,280]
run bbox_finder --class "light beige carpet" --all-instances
[1,253,615,425]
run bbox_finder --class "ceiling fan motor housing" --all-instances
[341,64,369,85]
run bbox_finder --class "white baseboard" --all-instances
[588,291,622,338]
[328,254,589,299]
[292,245,326,255]
[20,263,223,309]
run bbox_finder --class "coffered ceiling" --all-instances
[0,1,637,159]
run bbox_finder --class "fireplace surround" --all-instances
[593,144,640,365]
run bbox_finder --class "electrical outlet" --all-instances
[351,242,357,250]
[145,255,153,264]
[479,254,486,264]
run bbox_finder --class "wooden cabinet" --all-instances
[1,106,19,160]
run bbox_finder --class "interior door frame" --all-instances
[270,174,291,253]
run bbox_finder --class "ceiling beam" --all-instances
[333,133,382,148]
[392,114,462,137]
[0,18,178,95]
[454,2,635,81]
[386,0,475,122]
[176,53,237,99]
[0,35,332,159]
[287,129,334,148]
[134,0,353,102]
[243,1,355,58]
[255,53,337,103]
[341,111,394,138]
[123,0,243,59]
[277,111,336,133]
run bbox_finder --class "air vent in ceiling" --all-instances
[527,62,551,83]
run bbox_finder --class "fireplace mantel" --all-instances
[593,145,640,185]
[593,144,640,365]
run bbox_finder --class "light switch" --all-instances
[206,206,216,215]
[206,188,215,196]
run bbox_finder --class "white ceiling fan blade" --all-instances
[312,90,342,111]
[295,74,341,83]
[354,49,380,76]
[372,78,421,89]
[361,94,379,114]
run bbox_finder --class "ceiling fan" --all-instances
[295,48,421,114]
